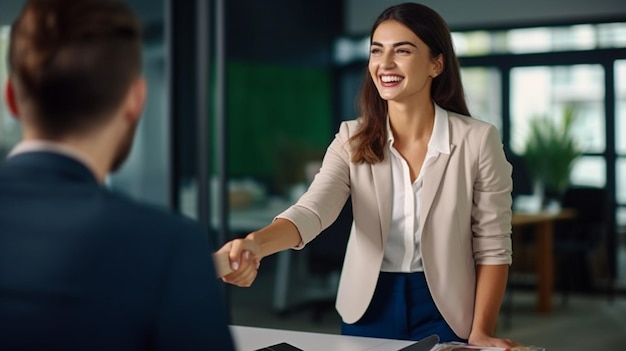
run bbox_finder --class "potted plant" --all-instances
[520,105,583,208]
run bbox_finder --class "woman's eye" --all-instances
[370,48,382,55]
[396,48,411,54]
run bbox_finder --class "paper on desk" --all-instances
[431,343,504,351]
[212,251,233,278]
[432,343,544,351]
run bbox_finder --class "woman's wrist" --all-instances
[244,231,264,258]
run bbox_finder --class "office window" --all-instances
[510,64,606,188]
[451,31,494,57]
[570,156,607,188]
[453,22,626,57]
[510,65,605,153]
[508,25,597,53]
[618,158,626,205]
[336,21,626,62]
[598,23,626,48]
[461,67,502,131]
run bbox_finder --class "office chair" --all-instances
[501,230,538,330]
[553,186,613,307]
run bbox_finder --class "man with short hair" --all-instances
[0,0,235,350]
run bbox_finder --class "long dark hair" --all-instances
[350,2,469,164]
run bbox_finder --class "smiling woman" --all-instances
[218,2,517,349]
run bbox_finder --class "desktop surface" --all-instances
[230,325,416,351]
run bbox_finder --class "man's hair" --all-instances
[9,0,141,137]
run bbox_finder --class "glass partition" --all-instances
[617,60,626,233]
[616,60,626,155]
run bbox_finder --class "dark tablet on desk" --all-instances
[254,342,304,351]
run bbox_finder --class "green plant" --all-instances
[521,105,583,196]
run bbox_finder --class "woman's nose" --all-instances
[381,52,395,68]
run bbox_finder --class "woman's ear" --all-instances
[431,54,444,78]
[4,79,20,119]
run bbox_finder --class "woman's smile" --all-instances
[379,74,404,87]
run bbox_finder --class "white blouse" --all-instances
[380,104,450,272]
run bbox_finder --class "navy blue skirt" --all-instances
[341,271,466,342]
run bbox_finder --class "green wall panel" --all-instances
[226,61,332,190]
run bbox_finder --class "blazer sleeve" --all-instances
[153,222,235,351]
[276,121,353,248]
[471,124,513,265]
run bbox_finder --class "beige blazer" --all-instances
[277,106,513,339]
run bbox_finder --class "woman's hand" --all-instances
[217,236,261,287]
[468,331,519,350]
[217,218,302,287]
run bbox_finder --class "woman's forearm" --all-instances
[246,218,302,259]
[471,264,509,336]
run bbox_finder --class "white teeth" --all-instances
[381,75,402,83]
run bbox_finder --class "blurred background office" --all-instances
[1,1,625,350]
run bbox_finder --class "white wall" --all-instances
[346,0,626,34]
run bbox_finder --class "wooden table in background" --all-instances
[511,209,576,314]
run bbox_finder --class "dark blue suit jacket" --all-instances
[0,152,235,351]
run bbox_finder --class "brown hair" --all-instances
[350,2,470,164]
[9,0,141,137]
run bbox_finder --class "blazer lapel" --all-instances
[420,144,455,231]
[372,146,393,246]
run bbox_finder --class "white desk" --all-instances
[230,325,416,351]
